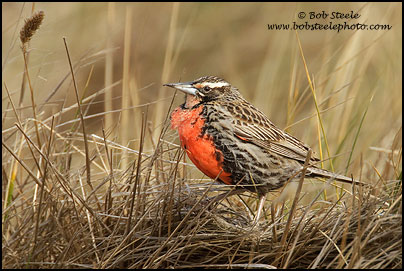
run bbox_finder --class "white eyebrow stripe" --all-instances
[200,82,229,88]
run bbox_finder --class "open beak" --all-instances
[163,81,197,96]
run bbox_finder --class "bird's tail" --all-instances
[307,167,366,186]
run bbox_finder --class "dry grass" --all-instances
[2,2,402,269]
[2,130,401,268]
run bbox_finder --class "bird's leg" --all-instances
[252,194,267,226]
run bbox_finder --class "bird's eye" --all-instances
[203,86,211,92]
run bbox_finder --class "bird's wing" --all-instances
[227,101,320,163]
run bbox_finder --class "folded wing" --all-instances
[228,100,320,164]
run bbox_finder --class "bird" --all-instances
[164,75,360,223]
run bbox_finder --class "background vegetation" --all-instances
[2,2,401,268]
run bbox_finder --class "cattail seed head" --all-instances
[20,11,44,45]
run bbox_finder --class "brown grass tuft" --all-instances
[19,10,44,45]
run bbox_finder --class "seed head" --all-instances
[20,11,44,45]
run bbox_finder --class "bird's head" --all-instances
[164,76,241,108]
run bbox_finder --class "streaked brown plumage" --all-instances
[165,76,359,220]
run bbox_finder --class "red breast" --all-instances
[171,106,233,185]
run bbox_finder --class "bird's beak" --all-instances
[163,82,197,96]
